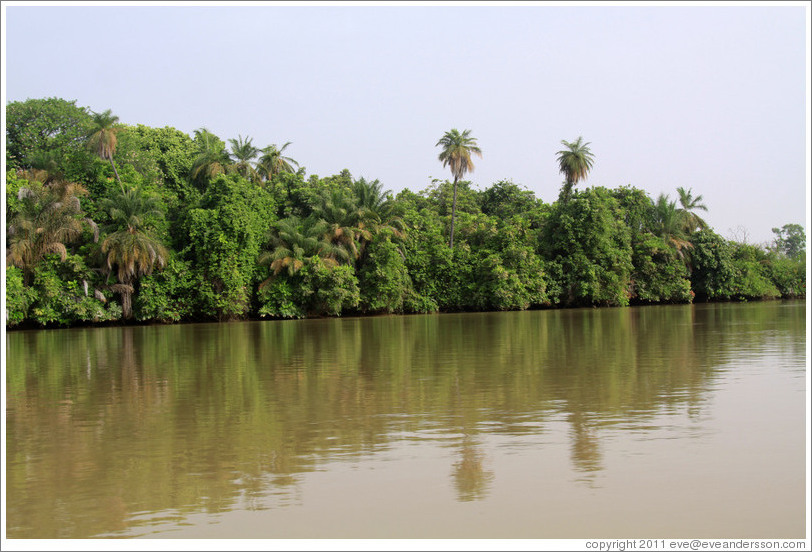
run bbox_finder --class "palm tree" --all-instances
[651,193,693,263]
[228,135,260,181]
[436,128,482,248]
[556,136,595,202]
[99,185,164,234]
[190,128,230,188]
[352,178,405,240]
[7,180,97,283]
[313,190,369,262]
[257,216,346,286]
[87,109,122,188]
[676,187,708,233]
[23,151,66,185]
[99,186,168,319]
[257,142,299,182]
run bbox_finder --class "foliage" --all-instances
[181,174,276,320]
[134,257,197,323]
[98,185,170,319]
[690,230,739,301]
[6,96,803,329]
[6,179,97,281]
[479,180,537,217]
[5,266,36,326]
[27,254,120,327]
[299,257,360,316]
[190,128,230,190]
[358,233,414,314]
[728,242,780,300]
[420,179,481,218]
[764,255,805,298]
[771,223,806,260]
[630,234,693,304]
[257,216,342,280]
[540,187,633,307]
[115,124,198,198]
[257,277,307,319]
[5,97,93,171]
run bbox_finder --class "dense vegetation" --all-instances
[4,97,806,328]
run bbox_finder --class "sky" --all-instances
[2,1,810,246]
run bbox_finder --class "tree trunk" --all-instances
[122,289,132,320]
[109,157,122,191]
[449,176,458,249]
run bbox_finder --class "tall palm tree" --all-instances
[436,128,482,248]
[99,186,168,319]
[7,180,97,283]
[87,109,122,188]
[228,135,260,181]
[257,142,299,182]
[556,136,595,202]
[676,186,708,233]
[190,128,230,188]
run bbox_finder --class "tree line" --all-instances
[4,97,806,328]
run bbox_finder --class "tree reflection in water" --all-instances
[5,301,805,537]
[451,436,494,501]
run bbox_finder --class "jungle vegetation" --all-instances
[4,98,807,328]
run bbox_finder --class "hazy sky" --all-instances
[3,2,809,245]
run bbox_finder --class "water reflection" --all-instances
[451,437,494,501]
[5,301,806,538]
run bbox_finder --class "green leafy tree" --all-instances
[182,174,276,320]
[630,234,693,304]
[436,129,482,248]
[27,253,119,326]
[771,223,806,259]
[690,229,738,301]
[114,124,198,197]
[540,187,633,307]
[299,257,360,316]
[5,266,36,326]
[134,257,197,323]
[556,136,595,202]
[421,178,481,219]
[765,255,805,298]
[398,206,449,312]
[5,97,93,172]
[480,180,537,217]
[358,231,414,314]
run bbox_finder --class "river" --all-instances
[4,301,807,539]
